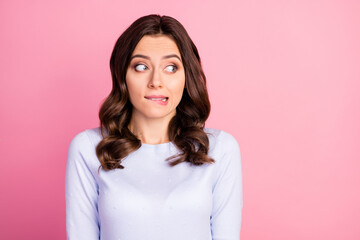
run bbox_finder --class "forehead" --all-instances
[131,34,181,57]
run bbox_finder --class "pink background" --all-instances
[1,0,359,239]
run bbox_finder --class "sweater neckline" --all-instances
[140,141,174,151]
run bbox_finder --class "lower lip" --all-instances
[145,98,169,106]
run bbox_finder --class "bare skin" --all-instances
[126,34,186,144]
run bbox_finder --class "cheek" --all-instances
[126,76,142,98]
[171,79,186,103]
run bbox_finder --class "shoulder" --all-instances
[69,127,102,149]
[67,127,102,166]
[204,128,242,182]
[204,127,240,155]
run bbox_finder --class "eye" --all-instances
[134,64,148,72]
[164,65,177,73]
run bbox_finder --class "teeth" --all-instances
[148,97,167,101]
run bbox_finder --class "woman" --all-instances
[66,14,242,240]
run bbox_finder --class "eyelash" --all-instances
[133,64,178,73]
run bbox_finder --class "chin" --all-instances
[142,110,176,120]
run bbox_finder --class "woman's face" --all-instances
[126,34,185,123]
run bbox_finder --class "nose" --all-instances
[148,68,163,89]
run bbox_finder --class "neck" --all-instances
[128,113,174,145]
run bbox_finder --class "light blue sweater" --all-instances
[65,127,242,240]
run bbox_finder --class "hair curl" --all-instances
[96,14,214,170]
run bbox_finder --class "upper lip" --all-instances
[145,95,168,99]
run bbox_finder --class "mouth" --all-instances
[145,97,169,102]
[144,96,169,105]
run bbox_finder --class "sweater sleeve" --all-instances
[210,131,243,240]
[65,131,100,240]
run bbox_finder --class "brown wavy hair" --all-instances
[96,14,214,170]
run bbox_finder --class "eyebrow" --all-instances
[130,54,182,62]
